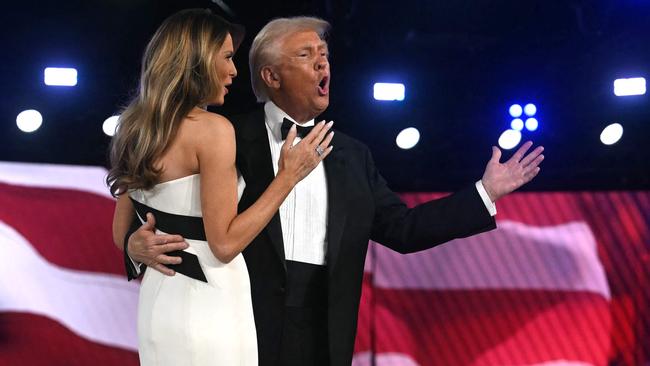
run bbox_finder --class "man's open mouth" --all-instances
[317,75,329,96]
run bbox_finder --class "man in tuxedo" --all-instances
[124,16,544,366]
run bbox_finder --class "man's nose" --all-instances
[315,58,328,70]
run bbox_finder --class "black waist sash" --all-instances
[130,198,208,282]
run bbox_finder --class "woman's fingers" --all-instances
[281,125,297,153]
[302,120,333,146]
[278,120,336,182]
[311,121,333,146]
[318,131,335,155]
[303,120,326,144]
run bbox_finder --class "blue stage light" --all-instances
[525,118,538,131]
[373,83,405,101]
[44,67,78,86]
[524,103,537,116]
[511,118,524,131]
[509,104,523,118]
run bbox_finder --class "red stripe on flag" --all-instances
[357,287,611,366]
[0,182,122,276]
[0,312,138,366]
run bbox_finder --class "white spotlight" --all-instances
[16,109,43,133]
[498,129,522,150]
[373,83,405,101]
[525,118,539,131]
[524,103,537,116]
[44,67,78,86]
[509,104,523,118]
[613,77,646,96]
[510,118,524,131]
[395,127,420,149]
[600,123,623,145]
[103,115,120,137]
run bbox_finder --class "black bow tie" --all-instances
[280,118,314,140]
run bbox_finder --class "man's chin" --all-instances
[314,98,330,115]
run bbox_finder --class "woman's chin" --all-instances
[208,97,225,107]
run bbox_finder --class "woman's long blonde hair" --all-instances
[107,8,243,197]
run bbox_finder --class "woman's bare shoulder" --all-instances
[180,109,235,145]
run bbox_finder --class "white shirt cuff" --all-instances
[128,253,143,276]
[475,180,497,216]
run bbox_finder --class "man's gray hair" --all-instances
[249,16,330,103]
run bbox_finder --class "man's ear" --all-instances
[261,66,281,90]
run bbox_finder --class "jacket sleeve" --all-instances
[366,146,496,254]
[123,216,145,280]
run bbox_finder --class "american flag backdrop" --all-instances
[0,161,648,365]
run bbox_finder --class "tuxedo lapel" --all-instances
[236,110,286,270]
[323,134,348,275]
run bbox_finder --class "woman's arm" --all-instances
[197,114,332,263]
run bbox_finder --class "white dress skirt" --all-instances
[130,174,257,366]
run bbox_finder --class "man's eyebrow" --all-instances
[296,41,328,50]
[288,42,328,56]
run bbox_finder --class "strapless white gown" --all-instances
[130,174,257,366]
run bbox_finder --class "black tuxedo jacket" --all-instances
[232,107,496,366]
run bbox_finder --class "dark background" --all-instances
[1,0,648,191]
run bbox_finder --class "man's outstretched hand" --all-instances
[481,141,544,202]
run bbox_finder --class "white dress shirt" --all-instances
[262,101,329,265]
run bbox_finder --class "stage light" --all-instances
[510,118,524,131]
[613,77,646,96]
[509,104,523,118]
[600,123,623,145]
[498,129,521,150]
[396,127,420,149]
[524,103,537,116]
[525,118,538,131]
[103,116,120,137]
[374,83,405,101]
[16,109,43,133]
[44,67,78,86]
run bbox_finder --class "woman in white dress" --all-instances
[107,9,333,366]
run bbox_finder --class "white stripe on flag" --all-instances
[0,221,138,351]
[352,352,420,366]
[366,221,610,299]
[352,353,594,366]
[0,161,112,198]
[530,361,595,366]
